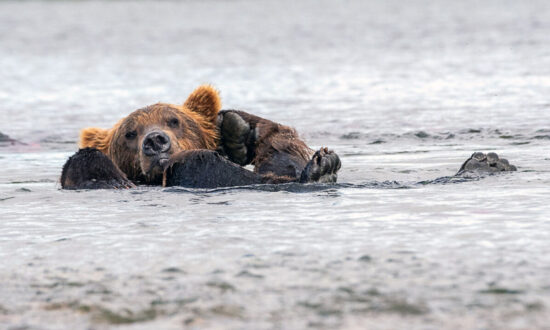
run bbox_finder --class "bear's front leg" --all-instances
[456,152,517,175]
[61,148,135,189]
[163,150,263,188]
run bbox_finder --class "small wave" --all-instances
[161,172,509,194]
[163,182,345,194]
[162,180,432,194]
[9,179,56,184]
[337,128,550,143]
[39,134,77,144]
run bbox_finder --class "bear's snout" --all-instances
[142,130,171,156]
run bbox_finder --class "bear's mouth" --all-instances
[142,153,171,183]
[157,156,170,169]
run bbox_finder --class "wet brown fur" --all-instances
[78,85,221,183]
[226,110,313,175]
[253,121,313,170]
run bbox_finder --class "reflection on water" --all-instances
[1,0,550,329]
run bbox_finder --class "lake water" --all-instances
[1,0,550,329]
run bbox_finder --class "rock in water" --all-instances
[0,132,10,142]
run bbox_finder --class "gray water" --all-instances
[1,0,550,329]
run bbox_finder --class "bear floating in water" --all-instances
[61,85,341,189]
[60,85,515,189]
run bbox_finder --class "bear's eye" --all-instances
[125,130,137,140]
[168,118,179,128]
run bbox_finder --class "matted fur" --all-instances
[252,121,313,168]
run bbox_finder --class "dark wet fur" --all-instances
[163,149,339,188]
[61,148,135,189]
[164,150,262,188]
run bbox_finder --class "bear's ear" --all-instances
[183,85,221,123]
[79,127,110,153]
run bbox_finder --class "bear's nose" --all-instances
[142,131,171,156]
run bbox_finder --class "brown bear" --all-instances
[60,85,341,189]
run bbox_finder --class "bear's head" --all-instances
[79,85,221,184]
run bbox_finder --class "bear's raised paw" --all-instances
[299,148,341,183]
[217,111,255,166]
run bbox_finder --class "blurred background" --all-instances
[1,0,549,142]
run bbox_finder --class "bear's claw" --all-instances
[299,147,341,183]
[457,152,517,175]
